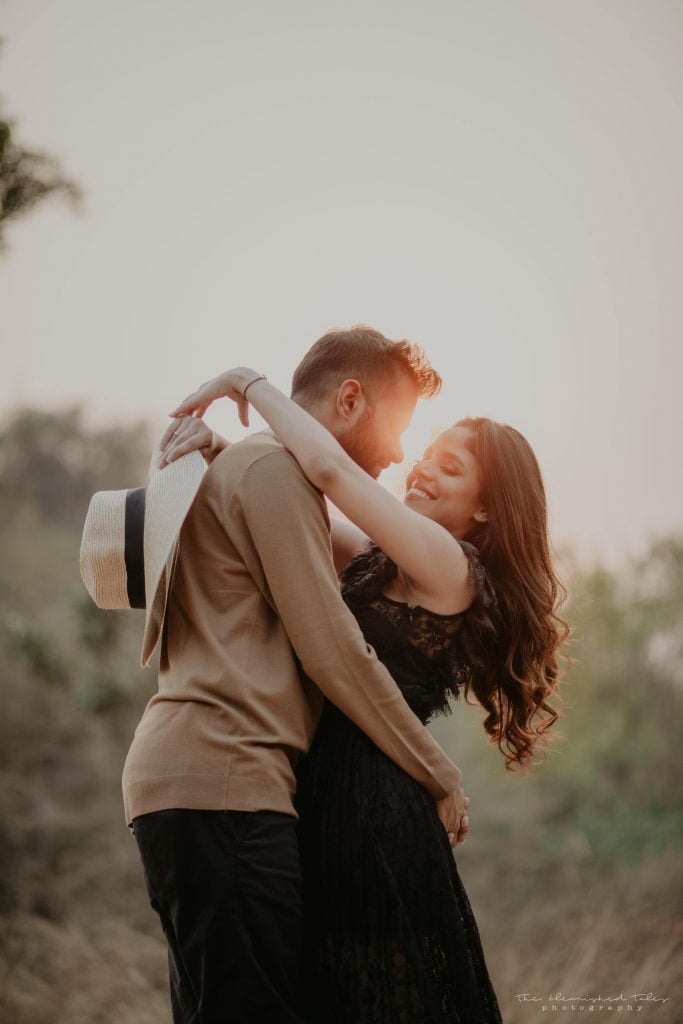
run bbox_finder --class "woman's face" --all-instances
[404,426,487,538]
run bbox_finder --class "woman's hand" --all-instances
[158,415,221,467]
[169,367,262,428]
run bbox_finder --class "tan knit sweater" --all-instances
[122,432,462,825]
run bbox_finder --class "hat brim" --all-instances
[140,449,205,666]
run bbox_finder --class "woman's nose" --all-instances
[414,458,434,479]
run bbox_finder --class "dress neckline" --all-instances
[377,592,469,622]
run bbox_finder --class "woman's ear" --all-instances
[336,379,364,420]
[474,508,488,523]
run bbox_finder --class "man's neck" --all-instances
[291,394,339,437]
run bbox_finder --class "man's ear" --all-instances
[335,379,365,421]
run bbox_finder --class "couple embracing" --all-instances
[119,324,566,1024]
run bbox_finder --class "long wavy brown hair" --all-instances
[455,417,570,773]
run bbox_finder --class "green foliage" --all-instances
[5,616,69,688]
[77,593,123,657]
[533,541,683,864]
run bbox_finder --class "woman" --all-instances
[158,367,568,1024]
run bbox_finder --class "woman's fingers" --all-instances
[169,391,206,418]
[169,370,260,425]
[169,373,237,418]
[168,378,219,417]
[158,416,212,465]
[163,372,256,463]
[163,437,202,463]
[159,417,183,451]
[160,417,193,452]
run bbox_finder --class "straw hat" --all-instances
[79,448,205,666]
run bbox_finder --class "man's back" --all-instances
[122,431,328,824]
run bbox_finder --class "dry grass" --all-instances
[0,914,168,1024]
[468,847,683,1024]
[0,845,679,1023]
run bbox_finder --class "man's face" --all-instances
[338,373,418,479]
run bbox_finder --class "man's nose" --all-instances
[389,440,404,465]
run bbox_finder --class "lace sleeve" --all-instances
[339,540,397,603]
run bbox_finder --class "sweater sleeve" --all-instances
[232,449,462,800]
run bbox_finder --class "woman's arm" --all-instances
[158,415,368,577]
[167,369,472,611]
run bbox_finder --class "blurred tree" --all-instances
[0,115,82,245]
[0,406,151,528]
[0,41,82,248]
[0,405,153,712]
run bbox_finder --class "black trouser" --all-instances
[132,808,305,1024]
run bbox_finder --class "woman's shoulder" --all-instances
[340,540,396,604]
[341,537,497,616]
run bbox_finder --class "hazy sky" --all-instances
[1,0,682,565]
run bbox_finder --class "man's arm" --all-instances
[231,449,463,801]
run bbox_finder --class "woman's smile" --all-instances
[405,484,436,501]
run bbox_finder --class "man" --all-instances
[123,325,468,1023]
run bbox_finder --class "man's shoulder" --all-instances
[212,431,309,482]
[205,430,324,512]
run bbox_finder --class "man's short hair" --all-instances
[290,324,442,404]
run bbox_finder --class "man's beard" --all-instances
[337,408,381,479]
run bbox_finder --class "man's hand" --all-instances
[435,786,470,849]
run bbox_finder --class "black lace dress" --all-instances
[295,540,504,1024]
